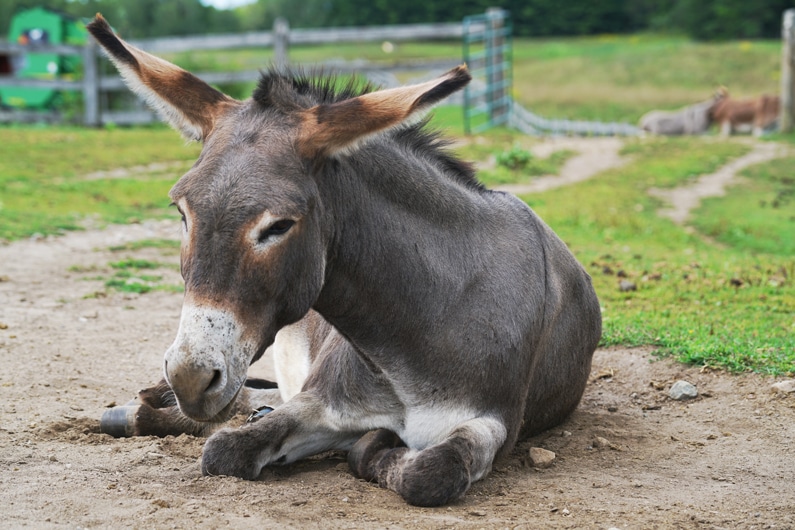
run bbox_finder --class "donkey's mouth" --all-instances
[180,382,243,424]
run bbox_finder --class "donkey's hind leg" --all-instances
[348,417,507,507]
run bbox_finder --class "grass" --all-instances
[163,34,781,125]
[3,33,794,375]
[691,156,795,256]
[75,244,183,296]
[520,137,794,375]
[0,126,199,241]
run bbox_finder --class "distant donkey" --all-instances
[88,15,601,507]
[639,88,727,135]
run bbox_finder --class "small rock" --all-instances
[669,380,698,400]
[0,322,7,330]
[468,510,486,517]
[771,380,795,394]
[593,436,620,450]
[528,447,556,468]
[619,280,636,292]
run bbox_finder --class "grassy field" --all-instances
[2,33,793,375]
[163,33,782,123]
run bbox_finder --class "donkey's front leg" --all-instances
[348,416,507,507]
[201,391,365,480]
[101,378,283,438]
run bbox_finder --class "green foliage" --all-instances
[668,0,793,40]
[496,144,533,170]
[2,0,789,42]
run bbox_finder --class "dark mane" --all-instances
[253,67,483,192]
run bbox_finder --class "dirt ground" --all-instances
[2,139,795,529]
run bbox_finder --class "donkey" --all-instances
[87,15,601,507]
[710,92,780,137]
[638,88,727,135]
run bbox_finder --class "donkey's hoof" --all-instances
[100,405,139,438]
[348,429,405,481]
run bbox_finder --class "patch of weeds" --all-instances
[479,147,577,186]
[74,257,182,296]
[110,258,164,270]
[68,264,101,273]
[108,239,180,253]
[496,144,533,170]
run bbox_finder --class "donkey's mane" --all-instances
[253,67,484,191]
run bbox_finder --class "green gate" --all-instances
[462,9,512,134]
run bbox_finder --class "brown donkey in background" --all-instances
[88,15,601,507]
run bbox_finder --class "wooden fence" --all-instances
[0,18,473,126]
[780,8,795,133]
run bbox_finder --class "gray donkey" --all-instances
[639,88,727,135]
[88,15,601,507]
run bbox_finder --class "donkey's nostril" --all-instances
[206,369,223,393]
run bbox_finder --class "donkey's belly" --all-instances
[399,404,480,450]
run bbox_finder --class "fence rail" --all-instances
[0,19,470,126]
[4,10,793,136]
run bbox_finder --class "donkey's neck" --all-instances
[314,140,491,350]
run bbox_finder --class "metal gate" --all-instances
[462,8,512,134]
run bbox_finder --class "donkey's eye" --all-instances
[257,220,295,243]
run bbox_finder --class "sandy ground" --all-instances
[1,138,794,529]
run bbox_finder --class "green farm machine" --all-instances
[0,7,87,109]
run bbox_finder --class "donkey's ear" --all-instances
[86,15,238,141]
[298,65,471,158]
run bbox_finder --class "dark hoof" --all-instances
[100,405,139,437]
[348,429,404,481]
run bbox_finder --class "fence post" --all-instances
[274,17,289,68]
[82,40,100,127]
[780,9,795,133]
[486,7,508,126]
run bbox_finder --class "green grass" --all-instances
[511,34,781,123]
[162,34,782,125]
[0,126,199,241]
[108,238,181,254]
[75,243,183,296]
[691,156,795,256]
[521,137,794,375]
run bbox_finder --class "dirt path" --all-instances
[494,137,627,195]
[2,141,794,528]
[648,141,792,224]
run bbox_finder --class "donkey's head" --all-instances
[87,15,470,421]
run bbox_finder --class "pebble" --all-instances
[593,436,619,450]
[528,447,556,468]
[771,380,795,394]
[669,380,698,400]
[619,280,637,292]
